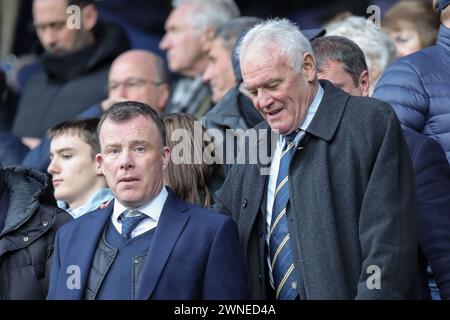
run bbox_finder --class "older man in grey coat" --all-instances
[214,19,421,300]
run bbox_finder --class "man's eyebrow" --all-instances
[245,78,280,91]
[55,147,75,154]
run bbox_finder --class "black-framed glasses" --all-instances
[106,77,164,94]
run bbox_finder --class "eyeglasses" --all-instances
[106,77,164,93]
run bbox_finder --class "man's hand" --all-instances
[22,137,42,150]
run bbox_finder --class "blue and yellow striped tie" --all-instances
[269,129,300,300]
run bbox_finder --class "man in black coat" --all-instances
[214,19,421,299]
[12,0,129,149]
[0,165,71,299]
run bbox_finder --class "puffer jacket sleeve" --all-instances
[373,56,430,133]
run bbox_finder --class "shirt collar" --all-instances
[113,186,168,224]
[57,188,114,219]
[299,83,324,131]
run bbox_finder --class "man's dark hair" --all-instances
[49,118,100,158]
[312,36,368,87]
[98,101,167,147]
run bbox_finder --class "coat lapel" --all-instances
[62,202,113,299]
[136,192,189,299]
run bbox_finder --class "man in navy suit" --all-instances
[47,101,248,300]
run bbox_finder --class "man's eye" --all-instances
[108,83,119,91]
[135,146,145,152]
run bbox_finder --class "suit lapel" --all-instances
[136,192,189,299]
[63,202,113,299]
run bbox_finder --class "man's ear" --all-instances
[161,146,171,170]
[95,153,104,176]
[157,84,170,114]
[302,52,316,82]
[199,27,215,53]
[81,4,98,31]
[359,70,370,97]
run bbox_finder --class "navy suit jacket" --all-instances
[47,191,248,300]
[403,129,450,299]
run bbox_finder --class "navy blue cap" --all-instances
[231,27,326,83]
[440,0,450,11]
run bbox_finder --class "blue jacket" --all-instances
[374,24,450,164]
[47,191,248,300]
[404,129,450,300]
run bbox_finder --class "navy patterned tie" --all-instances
[269,129,301,300]
[120,210,147,239]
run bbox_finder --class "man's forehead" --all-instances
[167,4,191,27]
[242,53,288,82]
[33,0,68,17]
[51,134,86,150]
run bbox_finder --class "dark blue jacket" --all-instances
[47,191,248,300]
[374,25,450,164]
[404,129,450,300]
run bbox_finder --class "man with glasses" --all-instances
[101,50,170,115]
[22,49,170,172]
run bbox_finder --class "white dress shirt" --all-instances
[111,186,168,238]
[265,84,324,286]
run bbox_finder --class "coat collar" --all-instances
[304,80,350,141]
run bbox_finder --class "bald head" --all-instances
[107,50,170,114]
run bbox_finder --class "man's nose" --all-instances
[254,90,273,110]
[47,158,59,175]
[119,150,135,169]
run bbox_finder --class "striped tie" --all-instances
[269,129,300,300]
[120,210,147,239]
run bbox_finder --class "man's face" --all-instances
[48,134,100,209]
[387,28,422,58]
[96,116,170,209]
[203,38,236,103]
[317,59,367,97]
[242,47,317,135]
[107,59,167,113]
[159,4,205,76]
[33,0,89,55]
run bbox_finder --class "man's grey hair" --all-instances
[172,0,240,32]
[235,18,313,74]
[214,16,261,52]
[325,16,396,88]
[312,36,368,87]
